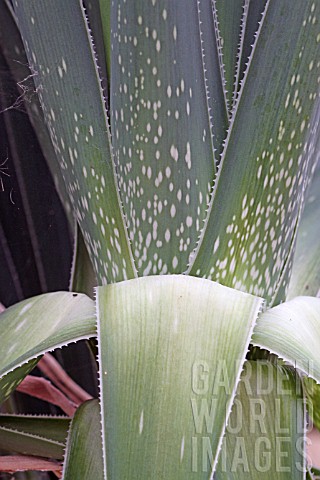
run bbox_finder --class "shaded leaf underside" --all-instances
[252,296,320,383]
[0,292,95,404]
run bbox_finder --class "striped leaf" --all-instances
[96,275,263,478]
[0,292,95,404]
[62,400,104,480]
[190,0,320,304]
[109,0,227,275]
[252,296,320,383]
[0,414,70,459]
[216,361,304,479]
[13,0,137,283]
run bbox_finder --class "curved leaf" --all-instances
[0,292,96,404]
[14,0,137,283]
[97,275,263,478]
[216,361,304,479]
[252,296,320,383]
[62,400,103,480]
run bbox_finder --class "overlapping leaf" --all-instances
[214,0,246,109]
[252,296,320,382]
[108,0,227,275]
[0,292,95,403]
[97,275,263,478]
[190,0,320,305]
[14,0,137,283]
[287,160,320,299]
[0,414,70,459]
[216,361,304,479]
[63,400,103,480]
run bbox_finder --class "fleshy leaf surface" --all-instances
[62,399,104,480]
[109,0,227,275]
[216,361,304,479]
[287,160,320,299]
[97,275,263,478]
[0,414,70,459]
[0,292,96,403]
[13,0,137,283]
[214,0,246,109]
[252,296,320,383]
[189,0,320,304]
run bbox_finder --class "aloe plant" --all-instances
[0,0,320,478]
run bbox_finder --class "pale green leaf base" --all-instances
[97,275,263,478]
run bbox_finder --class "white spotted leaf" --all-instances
[287,160,320,299]
[190,0,320,304]
[96,275,263,478]
[13,0,137,283]
[0,292,96,404]
[109,0,227,276]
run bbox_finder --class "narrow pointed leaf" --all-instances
[287,161,320,299]
[0,1,73,221]
[216,361,304,479]
[62,400,104,480]
[190,0,320,304]
[238,0,267,89]
[214,0,246,108]
[97,275,263,478]
[252,296,320,383]
[0,415,70,459]
[70,224,97,299]
[14,0,137,283]
[0,292,96,403]
[109,0,227,275]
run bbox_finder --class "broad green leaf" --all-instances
[287,160,320,299]
[62,400,103,480]
[0,415,70,459]
[189,0,320,304]
[216,361,304,479]
[252,296,320,383]
[97,275,263,478]
[0,292,96,403]
[214,0,246,109]
[14,0,137,283]
[109,0,227,275]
